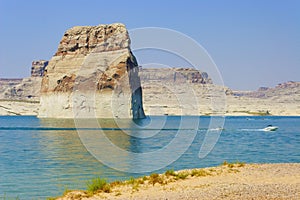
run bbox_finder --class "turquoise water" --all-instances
[0,116,299,199]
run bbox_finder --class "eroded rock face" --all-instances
[38,23,145,119]
[31,60,48,77]
[55,24,130,56]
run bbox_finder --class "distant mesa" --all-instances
[140,68,212,84]
[233,81,300,99]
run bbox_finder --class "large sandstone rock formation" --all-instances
[38,23,145,119]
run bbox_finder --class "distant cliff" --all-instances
[233,81,300,98]
[0,61,47,115]
[0,60,47,101]
[38,23,145,119]
[140,68,212,84]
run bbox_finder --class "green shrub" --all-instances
[110,180,123,187]
[222,160,228,166]
[149,173,163,185]
[165,169,176,176]
[236,161,246,167]
[176,171,189,179]
[222,160,246,168]
[191,169,210,177]
[137,178,144,184]
[86,177,110,193]
[63,187,71,196]
[127,176,135,185]
[132,182,139,191]
[102,184,111,193]
[227,163,235,168]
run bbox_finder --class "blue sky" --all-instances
[0,0,299,90]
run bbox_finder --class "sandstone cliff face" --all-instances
[39,23,145,119]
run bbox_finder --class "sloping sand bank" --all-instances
[58,163,300,200]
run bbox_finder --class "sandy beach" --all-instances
[57,163,300,200]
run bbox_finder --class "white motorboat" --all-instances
[263,125,278,131]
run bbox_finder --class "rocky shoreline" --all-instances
[55,163,300,200]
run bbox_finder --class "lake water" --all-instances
[0,116,299,199]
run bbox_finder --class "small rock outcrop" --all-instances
[38,23,146,119]
[31,60,48,77]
